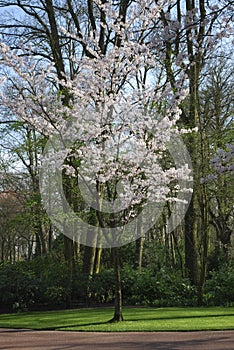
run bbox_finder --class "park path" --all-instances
[0,329,234,349]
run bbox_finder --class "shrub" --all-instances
[120,267,197,307]
[0,262,38,311]
[0,254,71,310]
[204,264,234,306]
[90,269,115,304]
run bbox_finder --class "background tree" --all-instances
[153,0,234,303]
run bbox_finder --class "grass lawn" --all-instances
[0,307,233,332]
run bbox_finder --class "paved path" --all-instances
[0,329,234,349]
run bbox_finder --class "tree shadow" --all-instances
[127,312,234,323]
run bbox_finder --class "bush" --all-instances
[0,262,38,311]
[71,267,115,306]
[204,264,234,306]
[0,254,71,311]
[91,269,115,304]
[1,256,233,312]
[121,267,197,307]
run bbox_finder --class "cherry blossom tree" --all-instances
[0,0,195,321]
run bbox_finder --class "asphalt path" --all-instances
[0,329,234,349]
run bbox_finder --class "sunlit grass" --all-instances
[0,307,233,332]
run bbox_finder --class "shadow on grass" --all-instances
[0,321,109,331]
[1,308,233,331]
[52,314,234,331]
[126,313,234,322]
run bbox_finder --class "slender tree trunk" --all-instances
[197,225,209,306]
[73,241,80,263]
[48,224,53,251]
[171,229,184,275]
[197,125,210,305]
[1,238,4,262]
[64,235,73,308]
[184,197,198,286]
[184,60,200,287]
[34,232,42,257]
[83,245,96,276]
[109,247,123,322]
[134,213,144,272]
[170,232,177,268]
[82,245,96,306]
[82,223,98,306]
[27,237,33,261]
[94,247,102,274]
[134,237,143,272]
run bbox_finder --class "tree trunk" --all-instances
[134,237,143,272]
[197,126,210,306]
[94,247,102,274]
[109,247,124,322]
[171,229,184,275]
[82,224,98,306]
[64,235,73,308]
[73,241,80,263]
[183,56,199,287]
[82,245,96,306]
[48,224,53,251]
[197,191,209,305]
[170,231,177,268]
[83,245,96,276]
[184,197,199,286]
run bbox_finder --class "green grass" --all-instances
[0,307,233,332]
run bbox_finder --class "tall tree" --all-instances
[0,118,52,258]
[156,0,233,293]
